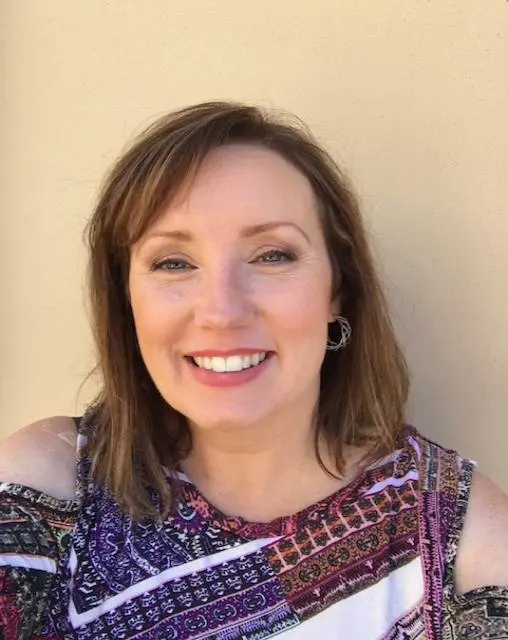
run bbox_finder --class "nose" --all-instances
[194,262,253,330]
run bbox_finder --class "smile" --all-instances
[191,352,268,373]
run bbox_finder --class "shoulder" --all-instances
[454,471,508,593]
[0,416,78,500]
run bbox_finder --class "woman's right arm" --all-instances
[0,416,77,499]
[0,417,78,639]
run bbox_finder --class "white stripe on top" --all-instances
[0,553,57,573]
[275,555,424,640]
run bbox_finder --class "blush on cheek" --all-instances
[276,297,330,332]
[130,289,177,336]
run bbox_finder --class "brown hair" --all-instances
[86,101,409,519]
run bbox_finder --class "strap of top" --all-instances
[413,431,508,639]
[440,453,508,638]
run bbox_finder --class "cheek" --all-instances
[129,283,182,352]
[268,280,331,344]
[270,267,332,321]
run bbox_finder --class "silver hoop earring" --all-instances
[326,315,352,351]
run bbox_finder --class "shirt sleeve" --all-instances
[443,585,508,639]
[0,482,78,639]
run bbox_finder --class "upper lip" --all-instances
[187,348,271,357]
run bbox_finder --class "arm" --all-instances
[0,416,77,499]
[0,417,78,639]
[454,471,508,593]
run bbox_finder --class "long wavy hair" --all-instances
[86,101,409,519]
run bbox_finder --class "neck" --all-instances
[179,403,362,523]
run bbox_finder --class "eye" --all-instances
[151,258,196,272]
[252,249,297,264]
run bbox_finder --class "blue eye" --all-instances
[152,258,194,271]
[255,249,296,264]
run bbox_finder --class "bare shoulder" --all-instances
[0,416,78,500]
[454,471,508,593]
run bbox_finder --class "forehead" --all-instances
[160,144,319,228]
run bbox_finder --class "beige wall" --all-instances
[1,1,507,490]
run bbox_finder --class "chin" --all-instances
[184,407,267,432]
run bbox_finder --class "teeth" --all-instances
[226,356,243,372]
[192,352,267,372]
[211,356,227,372]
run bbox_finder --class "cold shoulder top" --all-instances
[0,415,507,639]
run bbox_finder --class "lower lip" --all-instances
[186,355,272,387]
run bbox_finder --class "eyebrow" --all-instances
[242,222,311,243]
[143,221,311,245]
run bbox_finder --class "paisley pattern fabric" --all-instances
[0,416,507,639]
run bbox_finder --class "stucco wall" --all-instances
[1,1,506,489]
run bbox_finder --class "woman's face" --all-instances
[129,144,337,432]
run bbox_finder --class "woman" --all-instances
[0,102,507,639]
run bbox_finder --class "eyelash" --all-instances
[150,249,297,272]
[251,249,297,264]
[151,258,194,272]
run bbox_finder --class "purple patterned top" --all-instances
[0,414,507,639]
